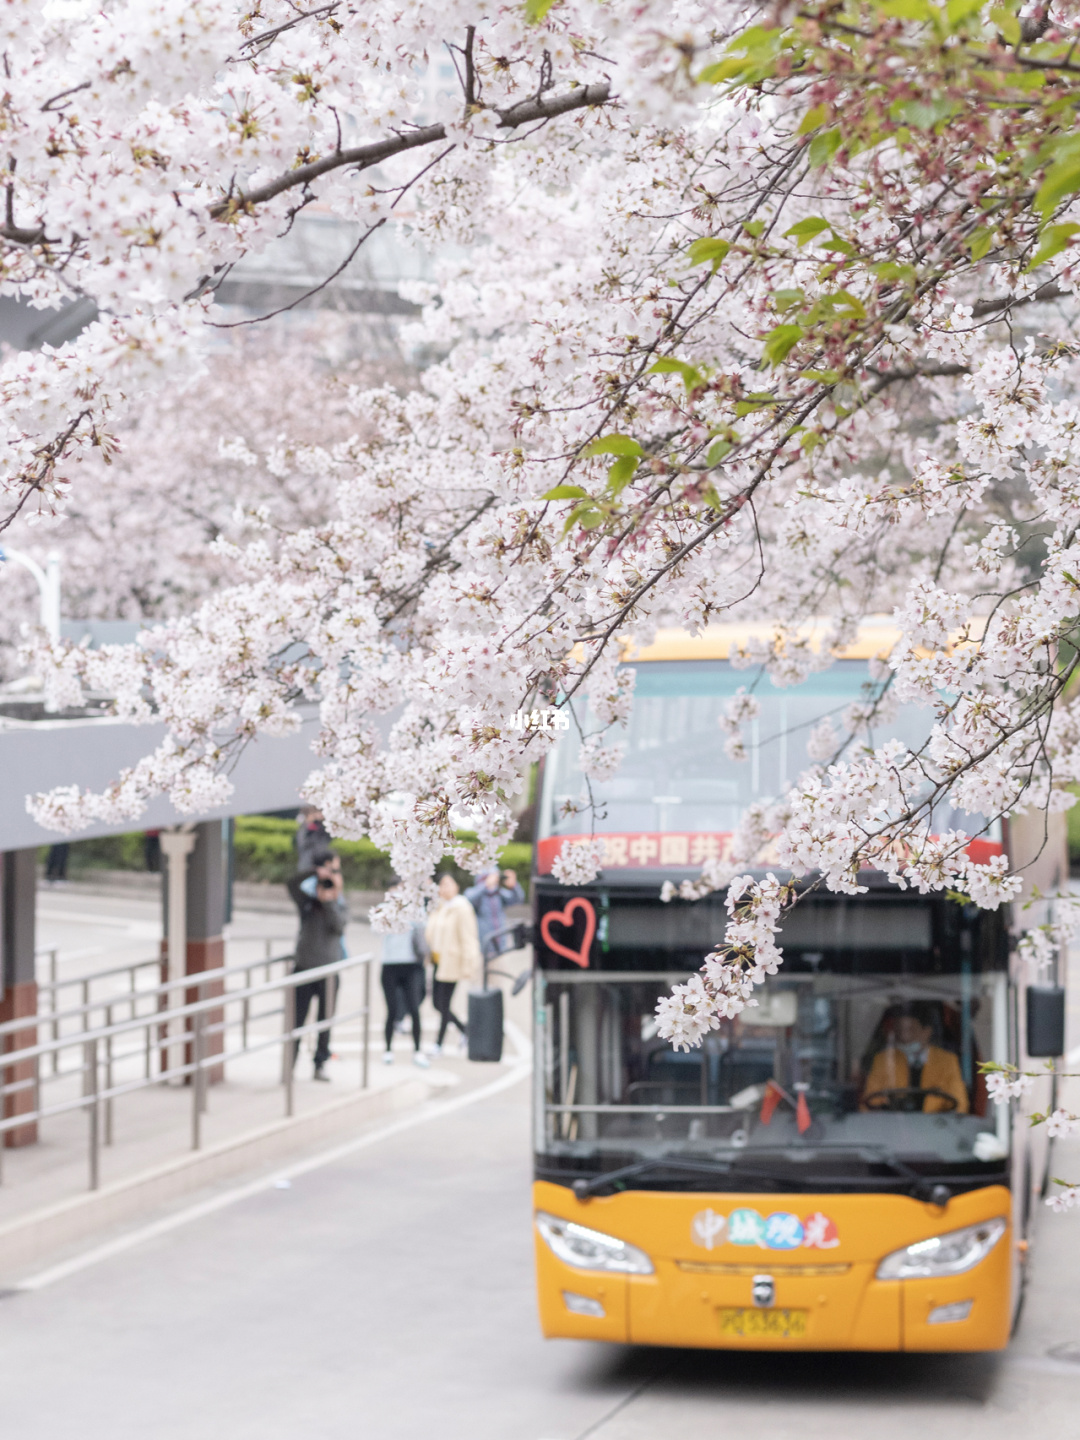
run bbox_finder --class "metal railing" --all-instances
[33,937,295,1077]
[0,951,373,1190]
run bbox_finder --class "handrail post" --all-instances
[87,1038,100,1190]
[104,1003,114,1146]
[283,981,295,1118]
[362,958,371,1090]
[191,1004,205,1151]
[0,1053,7,1186]
[49,949,59,1076]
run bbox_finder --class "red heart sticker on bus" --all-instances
[540,898,596,968]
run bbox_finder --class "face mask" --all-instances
[901,1040,927,1067]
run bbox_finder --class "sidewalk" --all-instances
[5,882,533,1280]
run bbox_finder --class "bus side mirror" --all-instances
[1026,986,1066,1058]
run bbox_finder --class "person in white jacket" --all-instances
[424,874,481,1053]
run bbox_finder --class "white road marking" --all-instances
[15,1063,531,1292]
[1007,1354,1080,1379]
[504,1016,533,1066]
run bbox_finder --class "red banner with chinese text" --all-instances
[535,832,1004,874]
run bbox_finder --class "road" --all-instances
[2,1057,1080,1440]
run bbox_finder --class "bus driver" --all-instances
[861,1002,970,1115]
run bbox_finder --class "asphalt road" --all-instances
[1,1058,1080,1440]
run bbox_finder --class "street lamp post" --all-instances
[0,547,62,643]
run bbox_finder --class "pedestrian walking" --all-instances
[424,874,481,1054]
[380,922,430,1068]
[286,849,348,1081]
[465,865,524,960]
[295,805,331,872]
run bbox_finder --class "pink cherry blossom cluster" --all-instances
[4,2,1080,991]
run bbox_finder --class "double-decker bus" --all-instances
[530,624,1066,1351]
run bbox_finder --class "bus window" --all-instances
[536,970,1010,1189]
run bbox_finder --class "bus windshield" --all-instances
[541,660,990,843]
[537,969,1010,1191]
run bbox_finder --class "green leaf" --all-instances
[945,0,983,28]
[650,357,703,390]
[562,500,604,535]
[772,288,805,312]
[784,217,830,246]
[807,129,843,168]
[743,219,765,238]
[892,96,957,129]
[819,288,867,319]
[523,0,557,20]
[697,26,784,86]
[698,56,754,83]
[797,104,828,137]
[1027,222,1080,271]
[874,0,935,17]
[801,369,840,383]
[686,236,730,271]
[579,434,643,459]
[989,4,1021,43]
[762,323,805,366]
[542,484,590,501]
[706,438,732,465]
[967,227,995,261]
[606,455,639,494]
[1035,159,1080,220]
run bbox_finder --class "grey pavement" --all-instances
[1,1063,1080,1439]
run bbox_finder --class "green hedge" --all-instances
[38,832,145,873]
[43,818,532,894]
[1069,796,1080,869]
[234,816,531,892]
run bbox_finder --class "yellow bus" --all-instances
[531,626,1065,1351]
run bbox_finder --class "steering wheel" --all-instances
[863,1086,959,1113]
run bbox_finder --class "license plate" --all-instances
[717,1307,809,1339]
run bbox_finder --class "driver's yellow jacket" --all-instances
[862,1044,970,1113]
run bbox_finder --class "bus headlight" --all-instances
[535,1211,654,1274]
[876,1217,1007,1280]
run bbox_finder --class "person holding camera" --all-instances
[286,850,348,1081]
[465,865,525,961]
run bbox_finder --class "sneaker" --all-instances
[382,1050,394,1065]
[424,1043,443,1056]
[412,1052,431,1069]
[457,1034,469,1055]
[313,1065,331,1082]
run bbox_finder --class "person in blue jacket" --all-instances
[465,866,525,962]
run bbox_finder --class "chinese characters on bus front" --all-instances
[691,1208,840,1252]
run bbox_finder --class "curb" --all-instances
[0,1075,430,1284]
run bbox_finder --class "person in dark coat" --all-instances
[286,850,348,1081]
[295,806,332,872]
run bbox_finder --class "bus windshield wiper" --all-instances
[732,1145,954,1204]
[845,1147,953,1206]
[572,1157,733,1199]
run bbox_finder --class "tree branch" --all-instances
[207,82,612,220]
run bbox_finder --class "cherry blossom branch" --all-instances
[207,82,613,221]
